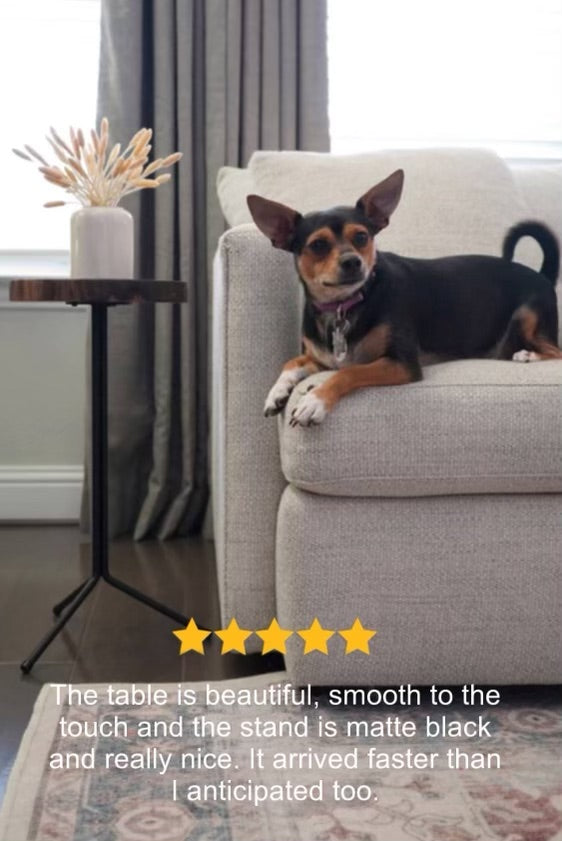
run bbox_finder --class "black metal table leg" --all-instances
[53,579,91,616]
[104,573,188,624]
[20,302,190,674]
[21,577,98,674]
[90,304,109,580]
[48,304,108,620]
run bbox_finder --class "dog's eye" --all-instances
[352,231,369,248]
[308,238,330,257]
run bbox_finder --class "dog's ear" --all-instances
[356,169,404,233]
[246,195,302,251]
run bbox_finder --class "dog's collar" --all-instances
[312,290,364,316]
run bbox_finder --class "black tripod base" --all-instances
[20,575,189,674]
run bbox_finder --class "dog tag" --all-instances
[332,315,350,363]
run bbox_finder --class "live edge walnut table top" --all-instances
[9,278,187,305]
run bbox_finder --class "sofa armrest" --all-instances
[212,224,302,630]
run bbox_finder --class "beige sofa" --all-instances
[212,149,562,686]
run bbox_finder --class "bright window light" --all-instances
[328,0,562,159]
[0,0,101,254]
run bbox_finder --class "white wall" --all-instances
[0,277,87,520]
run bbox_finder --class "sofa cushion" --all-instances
[216,151,561,281]
[277,486,562,685]
[217,166,254,227]
[280,360,562,497]
[248,148,532,261]
[512,164,562,252]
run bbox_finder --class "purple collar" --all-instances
[312,290,364,315]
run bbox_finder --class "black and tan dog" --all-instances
[247,170,561,427]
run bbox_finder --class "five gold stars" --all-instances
[173,617,377,656]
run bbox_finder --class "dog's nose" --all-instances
[339,254,361,271]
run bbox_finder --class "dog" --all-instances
[247,169,561,427]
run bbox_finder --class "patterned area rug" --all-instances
[1,672,561,841]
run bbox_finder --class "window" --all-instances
[328,0,562,161]
[0,0,101,272]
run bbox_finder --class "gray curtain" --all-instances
[93,0,329,539]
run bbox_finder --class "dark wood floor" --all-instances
[0,525,282,807]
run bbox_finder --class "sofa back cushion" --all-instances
[217,166,254,227]
[248,149,531,259]
[217,150,562,275]
[511,164,562,250]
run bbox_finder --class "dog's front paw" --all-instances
[264,376,293,416]
[512,349,541,362]
[289,390,328,427]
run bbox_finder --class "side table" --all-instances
[9,279,189,673]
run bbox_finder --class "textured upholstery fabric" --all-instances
[217,154,562,270]
[212,226,301,636]
[217,166,254,227]
[221,148,533,257]
[512,164,562,248]
[277,486,562,685]
[280,360,562,497]
[247,149,530,260]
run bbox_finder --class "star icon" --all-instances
[339,618,377,654]
[297,617,335,655]
[173,618,211,655]
[255,618,293,654]
[215,618,253,654]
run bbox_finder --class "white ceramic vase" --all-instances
[70,206,134,279]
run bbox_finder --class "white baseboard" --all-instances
[0,466,84,522]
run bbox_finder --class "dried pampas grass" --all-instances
[13,117,182,208]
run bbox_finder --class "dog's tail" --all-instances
[502,221,560,284]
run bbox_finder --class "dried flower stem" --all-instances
[14,118,182,208]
